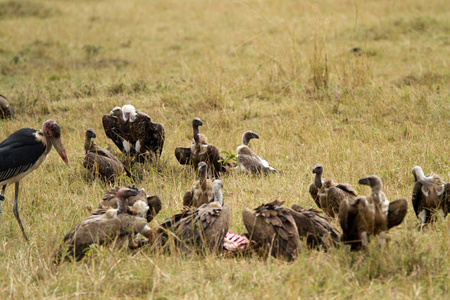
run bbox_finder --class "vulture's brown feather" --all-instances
[236,131,277,175]
[174,118,225,178]
[309,165,357,218]
[242,200,301,261]
[102,105,165,163]
[411,166,449,228]
[153,180,230,256]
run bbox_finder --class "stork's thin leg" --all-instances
[12,182,29,242]
[0,185,6,224]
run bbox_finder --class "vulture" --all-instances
[182,162,214,208]
[102,105,165,163]
[236,131,277,175]
[411,166,449,228]
[309,164,357,218]
[154,180,230,255]
[290,204,341,249]
[55,188,153,262]
[83,128,131,183]
[98,185,162,223]
[0,94,15,119]
[174,118,225,178]
[339,175,407,251]
[242,200,301,261]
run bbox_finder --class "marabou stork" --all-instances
[0,120,69,241]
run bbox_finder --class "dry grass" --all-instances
[0,0,449,298]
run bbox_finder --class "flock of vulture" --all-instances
[1,96,450,262]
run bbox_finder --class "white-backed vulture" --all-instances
[174,118,225,178]
[236,131,277,175]
[411,166,449,228]
[242,200,301,261]
[290,204,341,249]
[309,164,357,218]
[55,188,153,262]
[98,185,162,223]
[83,128,131,183]
[102,104,165,163]
[182,162,214,208]
[154,180,230,255]
[0,94,15,119]
[339,175,407,251]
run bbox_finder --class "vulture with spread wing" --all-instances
[339,175,407,251]
[102,105,165,163]
[174,118,225,178]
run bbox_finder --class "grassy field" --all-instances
[0,0,449,298]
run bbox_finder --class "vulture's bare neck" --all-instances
[314,172,323,188]
[116,196,128,215]
[193,125,200,144]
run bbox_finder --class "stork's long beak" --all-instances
[50,137,70,167]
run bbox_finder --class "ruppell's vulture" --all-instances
[411,166,449,228]
[154,180,230,255]
[0,120,69,241]
[309,164,357,218]
[97,185,162,223]
[174,118,225,178]
[290,204,341,249]
[236,131,277,175]
[182,162,214,208]
[102,104,165,163]
[55,188,153,262]
[242,200,301,261]
[339,175,407,251]
[0,94,15,119]
[83,128,131,183]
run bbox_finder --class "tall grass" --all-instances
[0,0,449,298]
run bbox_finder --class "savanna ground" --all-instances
[0,0,449,298]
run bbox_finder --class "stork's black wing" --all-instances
[0,128,46,183]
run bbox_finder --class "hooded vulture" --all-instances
[174,118,225,178]
[55,188,153,262]
[309,164,357,218]
[102,105,165,163]
[242,200,301,261]
[0,94,15,119]
[411,166,449,228]
[154,180,230,255]
[290,204,341,249]
[236,131,277,175]
[182,162,214,208]
[83,128,131,183]
[339,175,407,251]
[97,185,162,223]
